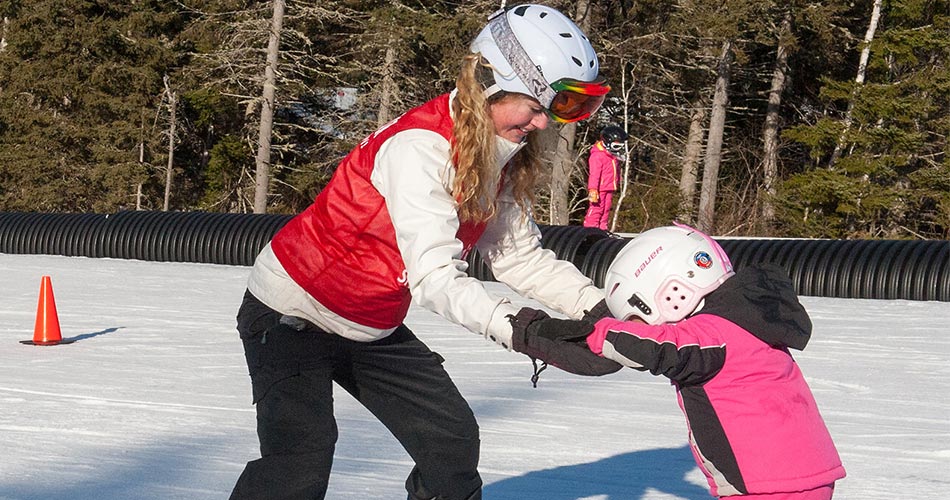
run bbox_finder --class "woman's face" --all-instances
[490,93,550,143]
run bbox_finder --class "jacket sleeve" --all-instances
[595,316,726,386]
[587,144,610,191]
[371,129,522,349]
[477,187,604,319]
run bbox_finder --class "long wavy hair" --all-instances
[451,53,543,223]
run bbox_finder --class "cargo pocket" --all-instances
[248,321,317,404]
[237,298,280,377]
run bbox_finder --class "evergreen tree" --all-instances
[0,0,946,239]
[0,0,183,211]
[781,0,950,238]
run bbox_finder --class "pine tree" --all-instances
[781,1,950,238]
[0,0,183,212]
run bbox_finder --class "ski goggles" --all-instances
[487,8,609,124]
[547,78,611,123]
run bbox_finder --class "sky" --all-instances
[1,253,948,500]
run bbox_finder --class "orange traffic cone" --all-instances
[21,275,74,346]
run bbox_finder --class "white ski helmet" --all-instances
[604,223,735,324]
[470,4,609,123]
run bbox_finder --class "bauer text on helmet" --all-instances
[604,224,735,324]
[470,4,610,123]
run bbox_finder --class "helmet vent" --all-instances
[572,56,582,67]
[514,5,529,16]
[559,33,573,38]
[628,295,652,316]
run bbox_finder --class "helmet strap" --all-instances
[483,83,503,100]
[488,9,557,107]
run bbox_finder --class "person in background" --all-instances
[509,223,846,500]
[583,124,628,230]
[229,5,619,500]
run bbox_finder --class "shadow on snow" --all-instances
[485,445,709,500]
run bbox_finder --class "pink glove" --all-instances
[586,323,609,356]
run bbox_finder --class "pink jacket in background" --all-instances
[590,265,846,497]
[587,140,620,193]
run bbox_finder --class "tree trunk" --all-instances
[679,99,706,224]
[1,16,8,53]
[828,0,882,168]
[697,40,733,233]
[377,42,397,127]
[547,0,591,225]
[611,152,631,233]
[610,65,634,232]
[548,125,576,225]
[137,108,146,211]
[761,10,792,226]
[253,0,285,214]
[163,81,177,212]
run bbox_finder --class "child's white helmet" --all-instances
[604,223,735,324]
[470,4,608,123]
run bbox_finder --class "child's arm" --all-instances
[587,148,609,191]
[587,316,726,386]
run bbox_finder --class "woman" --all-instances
[230,5,616,499]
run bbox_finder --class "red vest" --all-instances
[271,94,487,329]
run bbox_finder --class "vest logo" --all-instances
[397,269,409,286]
[361,115,402,148]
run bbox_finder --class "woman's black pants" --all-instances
[229,291,482,500]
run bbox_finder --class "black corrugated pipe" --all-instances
[537,225,612,269]
[578,236,632,288]
[0,211,293,267]
[463,224,613,283]
[0,212,946,301]
[579,235,948,301]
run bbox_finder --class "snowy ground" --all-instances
[1,253,948,500]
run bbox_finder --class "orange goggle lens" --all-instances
[547,79,610,123]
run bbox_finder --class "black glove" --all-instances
[509,307,622,386]
[582,299,613,322]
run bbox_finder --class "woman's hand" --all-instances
[508,307,621,377]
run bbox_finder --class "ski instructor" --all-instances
[230,4,619,500]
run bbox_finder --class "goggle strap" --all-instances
[487,9,557,107]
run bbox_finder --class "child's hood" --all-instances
[698,263,812,350]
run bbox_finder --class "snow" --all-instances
[1,253,948,500]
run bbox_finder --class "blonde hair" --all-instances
[451,53,544,223]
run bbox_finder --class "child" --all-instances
[583,125,628,230]
[510,223,846,499]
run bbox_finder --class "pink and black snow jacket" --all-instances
[593,264,846,497]
[586,140,620,193]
